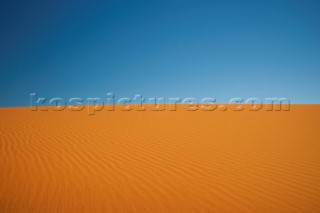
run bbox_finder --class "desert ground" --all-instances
[0,105,319,212]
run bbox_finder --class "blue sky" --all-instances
[0,0,320,106]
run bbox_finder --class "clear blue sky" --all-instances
[1,0,320,106]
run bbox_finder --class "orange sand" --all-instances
[0,105,320,212]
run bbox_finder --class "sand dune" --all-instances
[0,105,320,212]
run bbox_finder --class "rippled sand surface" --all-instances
[1,105,320,212]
